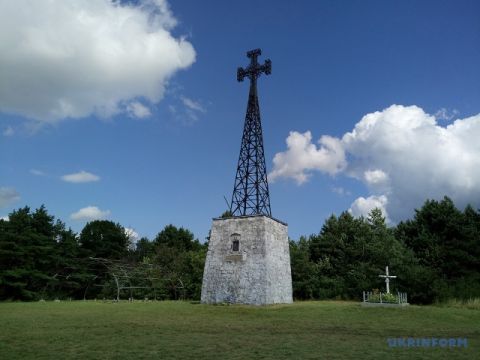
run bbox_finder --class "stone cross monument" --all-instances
[201,49,293,305]
[379,266,397,294]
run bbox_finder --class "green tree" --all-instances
[154,224,202,252]
[220,210,233,218]
[290,237,320,299]
[79,220,129,259]
[304,209,412,301]
[0,206,61,300]
[151,225,206,300]
[396,197,480,302]
[134,237,156,261]
[78,220,130,298]
[52,224,89,299]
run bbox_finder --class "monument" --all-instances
[379,266,396,294]
[362,266,409,306]
[201,49,293,305]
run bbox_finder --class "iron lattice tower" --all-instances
[230,49,272,217]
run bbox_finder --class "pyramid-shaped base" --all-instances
[201,215,293,305]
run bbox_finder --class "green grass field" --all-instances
[0,301,478,359]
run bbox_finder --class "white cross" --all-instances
[379,266,397,294]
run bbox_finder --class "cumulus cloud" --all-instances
[61,171,100,183]
[127,101,151,119]
[271,104,480,222]
[349,195,389,221]
[125,227,140,241]
[0,187,20,208]
[70,206,110,221]
[0,0,195,122]
[364,169,389,186]
[125,227,140,250]
[1,216,9,221]
[269,131,347,184]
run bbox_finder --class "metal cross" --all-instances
[237,48,271,83]
[230,48,272,216]
[379,266,397,294]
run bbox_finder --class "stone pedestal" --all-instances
[201,215,293,305]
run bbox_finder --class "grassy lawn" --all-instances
[0,301,478,359]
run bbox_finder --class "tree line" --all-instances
[291,197,480,303]
[0,206,206,301]
[0,196,479,303]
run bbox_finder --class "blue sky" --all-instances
[1,0,479,242]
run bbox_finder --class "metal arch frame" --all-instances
[230,49,272,217]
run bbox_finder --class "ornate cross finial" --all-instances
[237,49,272,83]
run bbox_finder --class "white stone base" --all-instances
[201,215,293,305]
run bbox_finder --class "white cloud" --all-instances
[61,171,100,183]
[343,105,480,221]
[168,105,177,114]
[0,187,20,208]
[125,227,140,241]
[364,169,389,186]
[331,186,351,196]
[169,95,206,124]
[184,109,199,123]
[435,108,459,121]
[269,131,347,184]
[30,169,46,176]
[127,101,151,119]
[0,0,195,123]
[70,206,110,221]
[1,216,9,221]
[272,104,480,222]
[125,227,140,250]
[349,195,389,221]
[181,96,205,113]
[3,126,14,136]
